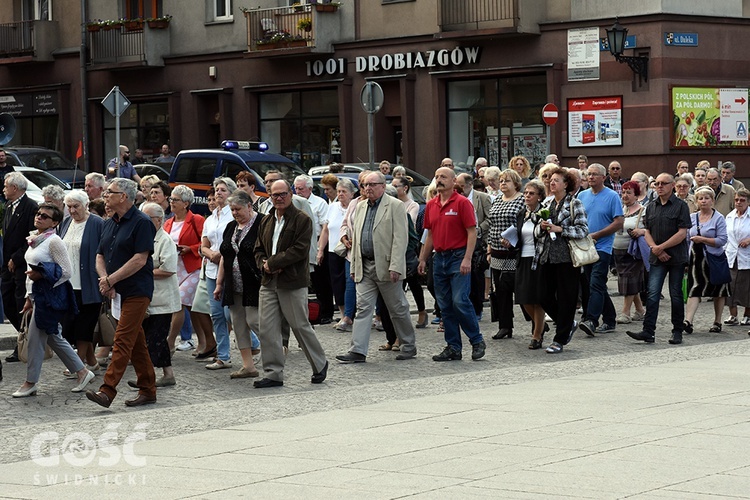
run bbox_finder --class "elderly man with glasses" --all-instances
[253,180,328,388]
[626,174,692,345]
[335,172,417,363]
[86,178,157,407]
[604,161,627,195]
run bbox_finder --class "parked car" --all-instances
[3,146,85,189]
[135,163,170,181]
[14,166,71,204]
[308,163,429,203]
[168,140,306,215]
[310,173,362,201]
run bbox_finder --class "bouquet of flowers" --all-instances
[538,208,556,241]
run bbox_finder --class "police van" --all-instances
[168,140,305,215]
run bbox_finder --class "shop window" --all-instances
[447,75,546,170]
[259,89,339,169]
[103,101,169,164]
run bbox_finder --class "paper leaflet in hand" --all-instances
[500,226,518,247]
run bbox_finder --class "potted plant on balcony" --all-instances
[146,15,172,29]
[86,20,103,32]
[292,3,306,12]
[315,1,340,13]
[100,19,123,31]
[287,34,308,48]
[123,18,144,31]
[297,18,312,33]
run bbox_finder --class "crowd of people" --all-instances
[0,146,747,403]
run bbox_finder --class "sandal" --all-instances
[528,338,543,350]
[709,322,722,333]
[683,321,693,334]
[392,342,401,351]
[545,342,563,354]
[378,343,393,351]
[437,321,444,333]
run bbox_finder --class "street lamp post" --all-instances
[606,18,649,82]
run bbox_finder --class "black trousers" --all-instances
[491,268,516,330]
[540,262,580,345]
[469,253,486,315]
[311,244,334,320]
[1,266,27,332]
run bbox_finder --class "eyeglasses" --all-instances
[653,181,673,187]
[735,198,748,203]
[270,192,289,199]
[35,212,52,220]
[104,189,124,196]
[498,179,510,183]
[609,167,621,170]
[168,197,182,203]
[675,184,689,189]
[362,182,384,188]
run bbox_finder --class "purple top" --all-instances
[689,209,728,256]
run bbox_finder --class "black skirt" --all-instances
[688,245,730,298]
[514,257,545,304]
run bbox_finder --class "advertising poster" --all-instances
[671,87,750,148]
[567,96,623,147]
[567,27,600,81]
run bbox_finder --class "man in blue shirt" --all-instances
[106,145,141,184]
[578,163,623,336]
[86,178,156,408]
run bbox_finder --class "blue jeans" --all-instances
[433,249,483,350]
[584,251,616,327]
[643,263,686,335]
[344,260,356,319]
[180,308,192,341]
[206,277,231,361]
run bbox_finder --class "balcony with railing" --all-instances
[87,24,170,69]
[439,0,532,34]
[0,20,59,62]
[244,4,341,55]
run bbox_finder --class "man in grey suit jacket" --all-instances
[457,173,492,318]
[335,172,417,363]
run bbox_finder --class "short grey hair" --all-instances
[227,190,252,207]
[85,172,106,187]
[64,190,89,208]
[140,202,165,221]
[41,184,65,202]
[363,171,386,184]
[385,184,397,198]
[391,166,406,177]
[294,175,314,189]
[588,163,607,176]
[722,161,736,173]
[110,178,138,201]
[484,166,501,181]
[213,176,237,193]
[4,172,27,191]
[337,177,355,193]
[171,184,195,206]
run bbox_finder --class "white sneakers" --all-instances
[176,340,196,351]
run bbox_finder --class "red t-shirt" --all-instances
[423,191,476,252]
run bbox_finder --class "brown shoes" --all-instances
[85,390,112,408]
[125,394,157,407]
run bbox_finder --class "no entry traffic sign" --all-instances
[542,103,559,126]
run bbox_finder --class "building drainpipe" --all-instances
[79,0,90,173]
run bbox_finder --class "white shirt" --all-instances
[726,208,750,269]
[62,218,88,290]
[202,204,232,279]
[149,228,181,315]
[306,193,328,236]
[325,201,346,250]
[272,214,285,255]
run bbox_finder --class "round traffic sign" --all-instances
[360,82,384,114]
[542,103,559,126]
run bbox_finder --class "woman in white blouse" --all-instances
[725,188,750,327]
[60,190,104,375]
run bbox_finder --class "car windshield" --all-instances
[246,161,305,184]
[17,151,77,171]
[20,170,68,190]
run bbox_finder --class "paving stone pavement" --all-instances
[0,276,749,498]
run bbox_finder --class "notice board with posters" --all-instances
[567,96,623,148]
[671,86,750,148]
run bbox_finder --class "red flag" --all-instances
[75,140,83,160]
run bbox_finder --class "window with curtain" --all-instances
[214,0,233,20]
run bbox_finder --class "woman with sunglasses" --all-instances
[12,203,95,397]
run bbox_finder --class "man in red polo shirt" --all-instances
[418,167,486,361]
